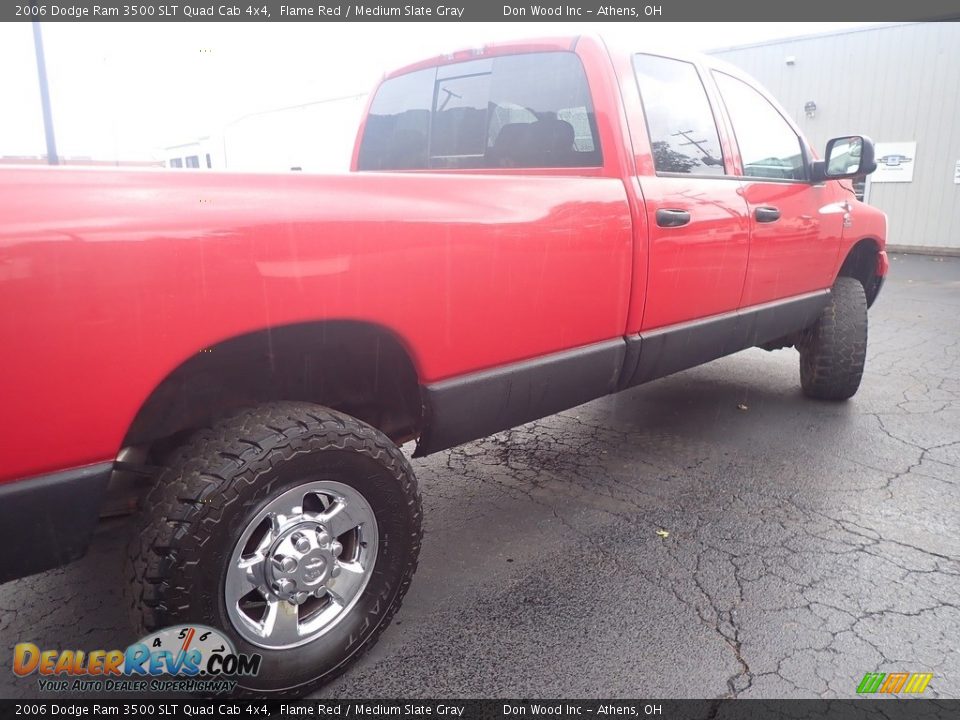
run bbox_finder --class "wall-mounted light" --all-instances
[804,101,817,119]
[785,55,797,66]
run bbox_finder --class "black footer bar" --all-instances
[1,699,959,720]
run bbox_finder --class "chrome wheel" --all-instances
[225,480,378,649]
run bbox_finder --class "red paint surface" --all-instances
[0,36,886,484]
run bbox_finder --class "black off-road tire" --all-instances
[799,276,868,400]
[125,402,422,697]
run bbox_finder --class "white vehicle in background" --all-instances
[163,94,368,173]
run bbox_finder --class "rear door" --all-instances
[631,53,751,331]
[711,70,843,307]
[354,50,633,378]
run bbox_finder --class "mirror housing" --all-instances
[811,135,876,183]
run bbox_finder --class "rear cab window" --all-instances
[358,51,602,171]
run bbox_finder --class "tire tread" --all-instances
[124,402,422,696]
[799,276,868,400]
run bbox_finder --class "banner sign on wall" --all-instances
[873,141,917,183]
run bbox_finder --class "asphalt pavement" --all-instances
[2,252,958,699]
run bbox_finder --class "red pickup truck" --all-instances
[0,36,887,695]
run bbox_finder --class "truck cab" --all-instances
[350,35,887,450]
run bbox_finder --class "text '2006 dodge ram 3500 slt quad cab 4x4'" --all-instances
[0,36,887,695]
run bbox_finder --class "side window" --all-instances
[357,67,434,171]
[358,52,601,171]
[632,54,725,175]
[713,72,807,181]
[481,52,600,169]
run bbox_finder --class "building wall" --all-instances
[163,139,216,170]
[711,22,960,251]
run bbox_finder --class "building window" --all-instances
[169,158,183,168]
[185,155,200,169]
[633,54,725,175]
[205,153,212,169]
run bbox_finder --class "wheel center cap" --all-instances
[264,522,339,601]
[299,552,328,585]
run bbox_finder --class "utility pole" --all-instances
[672,129,722,166]
[32,20,59,165]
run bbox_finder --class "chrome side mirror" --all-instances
[812,135,876,182]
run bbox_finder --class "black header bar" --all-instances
[5,0,960,22]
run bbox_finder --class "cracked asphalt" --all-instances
[1,253,958,700]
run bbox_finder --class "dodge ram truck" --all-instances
[0,36,887,695]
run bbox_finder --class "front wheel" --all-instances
[798,276,868,400]
[126,402,422,697]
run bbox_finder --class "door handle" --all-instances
[656,208,691,228]
[755,206,781,223]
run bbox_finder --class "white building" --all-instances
[163,137,216,170]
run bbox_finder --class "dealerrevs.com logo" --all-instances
[13,625,261,694]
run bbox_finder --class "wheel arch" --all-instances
[837,237,883,308]
[121,320,425,460]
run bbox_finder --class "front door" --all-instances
[712,71,843,307]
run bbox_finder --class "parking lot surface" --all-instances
[1,253,958,699]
